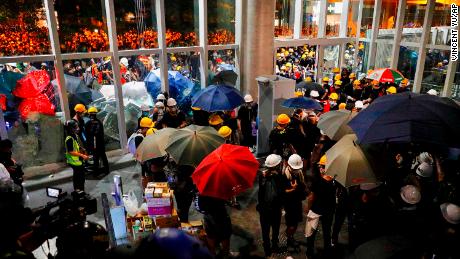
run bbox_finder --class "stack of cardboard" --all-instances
[144,182,179,228]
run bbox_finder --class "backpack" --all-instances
[127,131,143,155]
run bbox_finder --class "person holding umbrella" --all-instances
[283,154,307,250]
[257,154,284,256]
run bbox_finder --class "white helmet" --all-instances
[440,203,460,224]
[418,152,433,164]
[244,94,253,103]
[309,90,319,98]
[355,100,364,109]
[120,57,129,67]
[416,162,433,178]
[427,89,438,96]
[287,154,303,170]
[141,104,150,112]
[155,101,165,109]
[265,154,282,168]
[167,98,177,107]
[157,94,166,101]
[400,185,421,205]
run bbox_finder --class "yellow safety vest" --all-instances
[65,136,82,166]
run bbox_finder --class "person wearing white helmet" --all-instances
[151,101,165,127]
[120,57,129,67]
[137,104,151,129]
[400,185,421,205]
[426,202,460,258]
[156,93,166,104]
[257,154,284,256]
[159,98,186,128]
[237,94,258,149]
[283,154,307,249]
[354,100,364,111]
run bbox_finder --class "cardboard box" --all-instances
[148,206,172,216]
[154,209,179,228]
[144,187,155,199]
[154,188,164,198]
[146,197,172,207]
[152,182,168,189]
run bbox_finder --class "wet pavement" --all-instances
[27,164,351,259]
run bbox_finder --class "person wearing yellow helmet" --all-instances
[398,78,410,93]
[146,128,156,136]
[85,106,109,175]
[208,114,224,130]
[386,86,397,95]
[334,74,342,81]
[218,126,233,144]
[73,104,87,148]
[269,114,294,160]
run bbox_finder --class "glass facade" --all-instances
[397,46,418,81]
[0,0,51,56]
[357,41,370,74]
[421,48,449,94]
[275,0,295,38]
[375,42,392,68]
[378,0,398,40]
[347,0,360,37]
[207,0,236,45]
[208,49,237,83]
[360,0,375,38]
[302,0,320,38]
[326,0,342,37]
[401,2,425,43]
[165,0,200,47]
[275,45,317,82]
[344,42,356,68]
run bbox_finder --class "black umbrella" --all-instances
[296,81,324,97]
[212,70,238,86]
[348,92,460,148]
[351,235,418,259]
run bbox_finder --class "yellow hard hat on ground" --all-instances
[140,117,154,128]
[322,77,330,82]
[209,114,223,126]
[218,126,232,138]
[88,107,98,114]
[329,92,339,100]
[386,86,397,94]
[319,155,327,166]
[276,114,291,125]
[74,104,86,113]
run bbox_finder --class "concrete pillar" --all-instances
[242,0,276,101]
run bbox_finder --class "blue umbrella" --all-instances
[348,92,460,147]
[144,70,162,98]
[191,84,244,112]
[282,97,323,110]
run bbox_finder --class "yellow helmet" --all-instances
[353,79,361,85]
[285,62,292,67]
[349,73,356,78]
[176,66,182,71]
[170,56,177,62]
[319,155,327,166]
[288,48,294,53]
[301,54,307,59]
[281,48,286,52]
[401,78,409,86]
[332,67,340,73]
[322,77,330,82]
[386,86,397,94]
[305,77,312,83]
[140,117,154,128]
[208,114,223,126]
[334,74,342,81]
[276,53,281,58]
[334,80,342,86]
[191,106,201,111]
[339,103,346,110]
[218,126,232,138]
[276,114,291,125]
[329,92,339,100]
[146,128,156,136]
[372,80,379,86]
[295,91,303,97]
[284,51,290,56]
[88,106,98,114]
[74,104,86,113]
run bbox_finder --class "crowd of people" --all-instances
[276,45,317,83]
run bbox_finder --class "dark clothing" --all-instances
[309,175,336,216]
[175,192,193,223]
[269,127,293,160]
[237,103,258,147]
[259,209,282,251]
[173,165,195,222]
[192,109,210,126]
[283,169,306,226]
[72,116,86,148]
[288,118,307,158]
[71,165,85,191]
[159,111,186,128]
[85,118,108,174]
[199,196,232,241]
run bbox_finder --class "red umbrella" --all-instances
[13,70,50,98]
[192,144,259,200]
[18,94,55,120]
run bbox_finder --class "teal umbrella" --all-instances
[0,71,24,99]
[165,125,224,166]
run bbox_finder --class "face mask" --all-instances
[330,101,337,107]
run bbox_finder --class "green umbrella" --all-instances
[165,125,224,166]
[325,134,376,187]
[318,110,356,141]
[135,128,177,162]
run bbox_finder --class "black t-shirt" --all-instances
[257,170,284,211]
[269,127,292,159]
[192,110,210,126]
[237,103,258,130]
[84,118,104,150]
[310,176,336,215]
[160,111,186,128]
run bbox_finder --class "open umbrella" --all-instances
[165,125,225,166]
[366,68,404,83]
[325,134,376,187]
[212,70,238,86]
[351,235,417,259]
[348,92,460,147]
[318,110,357,141]
[296,81,324,97]
[135,128,177,162]
[0,70,23,99]
[191,84,244,112]
[192,144,259,200]
[282,96,323,110]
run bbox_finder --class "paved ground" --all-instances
[27,164,350,259]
